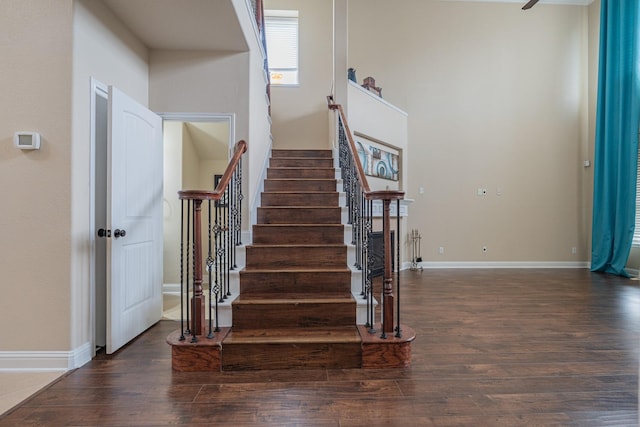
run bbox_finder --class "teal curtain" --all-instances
[591,0,640,276]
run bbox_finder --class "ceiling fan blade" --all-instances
[522,0,539,10]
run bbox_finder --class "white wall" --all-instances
[346,81,408,192]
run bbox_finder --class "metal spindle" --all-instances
[207,200,214,339]
[395,199,402,338]
[185,200,191,336]
[179,200,185,341]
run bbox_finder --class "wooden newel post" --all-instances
[382,198,394,337]
[191,200,205,337]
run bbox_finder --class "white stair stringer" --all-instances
[350,264,378,325]
[208,244,245,328]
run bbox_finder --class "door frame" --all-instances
[156,112,236,297]
[89,78,109,357]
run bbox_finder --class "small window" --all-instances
[264,10,299,86]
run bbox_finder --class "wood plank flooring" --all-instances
[1,269,638,426]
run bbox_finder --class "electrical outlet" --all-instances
[439,246,444,254]
[482,246,488,253]
[571,247,577,254]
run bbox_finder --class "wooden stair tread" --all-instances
[247,243,345,248]
[234,297,354,304]
[224,327,361,344]
[258,206,340,209]
[268,167,335,170]
[241,267,351,273]
[261,191,338,194]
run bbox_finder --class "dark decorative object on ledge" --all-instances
[348,67,357,82]
[362,76,382,97]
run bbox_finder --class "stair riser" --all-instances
[240,270,352,296]
[245,246,346,269]
[232,301,355,329]
[267,168,335,179]
[272,149,333,158]
[270,158,334,168]
[252,225,344,244]
[222,342,361,370]
[257,207,342,224]
[264,179,337,192]
[261,192,339,206]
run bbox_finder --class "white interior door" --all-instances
[107,86,163,354]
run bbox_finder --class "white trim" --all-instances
[243,0,266,60]
[158,113,236,152]
[163,283,181,295]
[402,261,591,269]
[89,77,109,361]
[0,342,92,372]
[372,199,411,218]
[250,135,273,231]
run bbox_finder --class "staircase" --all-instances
[222,149,362,370]
[167,147,414,371]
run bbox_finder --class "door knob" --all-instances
[97,228,111,238]
[114,229,127,238]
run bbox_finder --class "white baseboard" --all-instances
[163,283,181,295]
[402,261,591,270]
[0,341,92,372]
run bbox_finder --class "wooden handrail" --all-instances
[177,139,246,339]
[327,96,404,202]
[179,140,247,201]
[328,95,405,337]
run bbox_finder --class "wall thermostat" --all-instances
[14,132,41,150]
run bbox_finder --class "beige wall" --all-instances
[149,50,259,226]
[265,0,334,149]
[348,0,594,264]
[0,0,74,351]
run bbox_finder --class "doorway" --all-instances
[160,116,234,300]
[90,83,234,356]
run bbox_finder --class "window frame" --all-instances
[264,9,299,87]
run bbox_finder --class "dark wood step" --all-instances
[271,149,332,158]
[270,157,334,168]
[261,191,339,207]
[257,206,342,224]
[264,178,337,192]
[245,244,346,269]
[252,224,344,244]
[221,326,362,370]
[267,167,335,179]
[232,298,356,329]
[239,269,352,297]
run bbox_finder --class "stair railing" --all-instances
[327,96,405,339]
[177,140,247,342]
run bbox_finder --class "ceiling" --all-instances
[101,0,249,51]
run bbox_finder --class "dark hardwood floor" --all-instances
[1,269,638,426]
